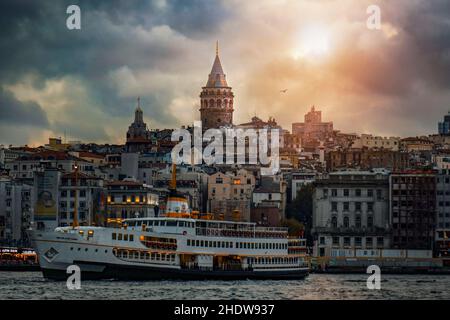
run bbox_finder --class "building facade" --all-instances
[326,148,408,172]
[207,169,255,221]
[390,171,436,250]
[105,180,159,221]
[199,43,234,130]
[351,134,400,151]
[292,106,333,141]
[58,172,104,227]
[0,176,34,245]
[126,98,152,152]
[312,171,391,257]
[435,169,450,257]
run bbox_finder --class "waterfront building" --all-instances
[390,170,436,250]
[207,169,255,221]
[0,175,34,245]
[312,170,391,257]
[58,171,104,227]
[105,180,159,221]
[199,42,234,130]
[435,169,450,257]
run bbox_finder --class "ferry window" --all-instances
[134,252,139,259]
[151,253,156,260]
[161,255,166,261]
[229,242,233,248]
[187,239,191,246]
[129,235,134,241]
[137,221,142,226]
[118,234,123,241]
[112,233,117,240]
[196,240,200,246]
[147,221,153,226]
[200,240,204,247]
[160,221,166,227]
[140,252,145,259]
[179,221,185,227]
[205,241,209,248]
[167,221,177,227]
[213,241,217,247]
[124,234,128,241]
[145,252,150,259]
[154,221,160,226]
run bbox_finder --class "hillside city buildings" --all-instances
[0,45,449,263]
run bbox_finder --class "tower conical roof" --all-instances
[206,42,228,88]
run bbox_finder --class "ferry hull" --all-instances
[41,262,309,281]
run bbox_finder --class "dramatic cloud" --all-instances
[0,0,449,145]
[0,87,48,127]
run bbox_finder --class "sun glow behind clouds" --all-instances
[292,24,331,59]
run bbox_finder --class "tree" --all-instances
[285,184,314,245]
[280,218,304,237]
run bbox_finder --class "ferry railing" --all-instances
[195,227,288,239]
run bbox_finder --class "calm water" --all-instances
[0,272,449,299]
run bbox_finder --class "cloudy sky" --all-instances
[1,0,450,146]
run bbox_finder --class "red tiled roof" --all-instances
[77,152,104,159]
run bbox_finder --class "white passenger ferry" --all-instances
[31,166,309,280]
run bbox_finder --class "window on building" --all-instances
[376,189,382,200]
[332,237,339,246]
[343,216,350,228]
[331,202,338,212]
[355,189,361,197]
[331,216,338,228]
[343,189,349,197]
[344,237,351,246]
[377,237,384,247]
[355,202,362,212]
[355,215,361,228]
[331,189,337,197]
[368,216,374,228]
[343,202,349,212]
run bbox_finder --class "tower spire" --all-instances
[216,40,219,56]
